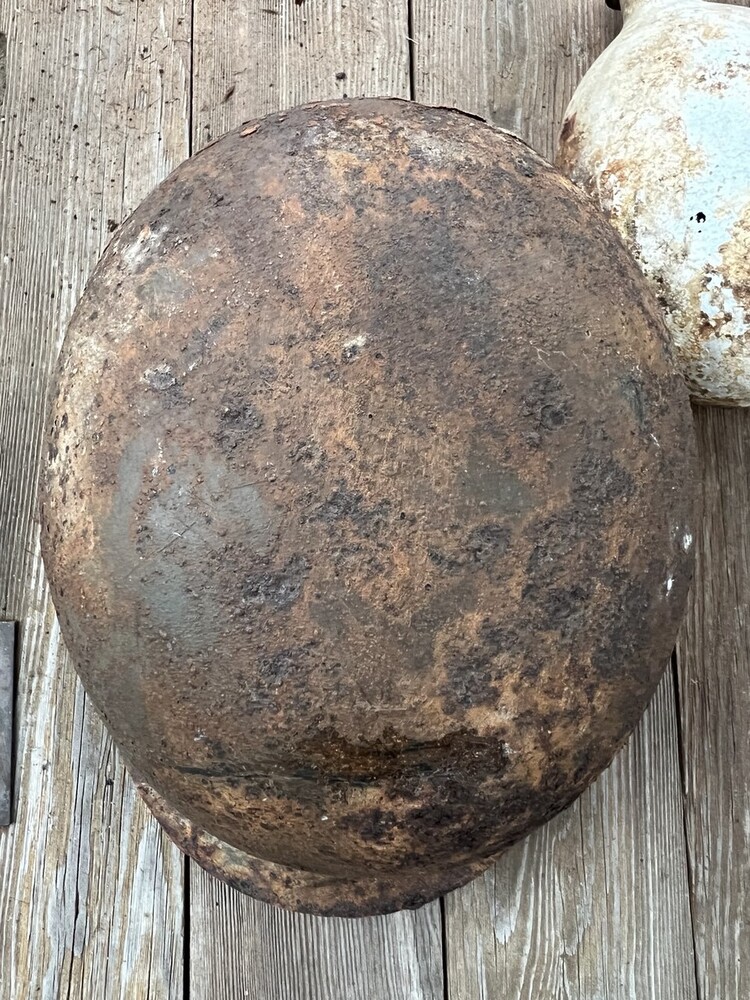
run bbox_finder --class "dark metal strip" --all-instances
[0,621,16,827]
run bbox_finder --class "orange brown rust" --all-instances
[40,99,698,917]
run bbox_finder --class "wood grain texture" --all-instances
[0,622,14,827]
[412,2,699,996]
[187,5,444,999]
[192,0,411,149]
[190,876,444,1000]
[0,2,189,996]
[413,0,618,160]
[677,407,750,1000]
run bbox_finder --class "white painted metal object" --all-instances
[557,0,750,405]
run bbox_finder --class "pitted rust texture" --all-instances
[40,99,698,916]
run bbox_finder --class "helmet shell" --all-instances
[41,99,697,915]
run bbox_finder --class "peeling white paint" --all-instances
[683,532,694,551]
[666,576,675,595]
[558,0,750,405]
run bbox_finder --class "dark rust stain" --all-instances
[297,728,509,787]
[40,98,698,917]
[242,554,309,610]
[560,112,577,144]
[556,112,583,178]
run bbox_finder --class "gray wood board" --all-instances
[0,2,189,996]
[677,406,750,1000]
[0,621,15,827]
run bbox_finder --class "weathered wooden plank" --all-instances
[411,2,699,996]
[187,4,444,998]
[193,0,411,148]
[0,621,14,827]
[0,2,190,996]
[413,0,617,162]
[677,406,750,1000]
[191,876,444,1000]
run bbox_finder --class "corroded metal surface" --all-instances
[137,782,489,916]
[558,0,750,405]
[40,98,697,916]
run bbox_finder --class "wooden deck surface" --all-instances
[0,1,748,997]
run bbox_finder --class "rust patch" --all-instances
[560,112,576,144]
[699,20,729,42]
[556,114,583,178]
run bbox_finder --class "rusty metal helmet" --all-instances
[40,99,697,917]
